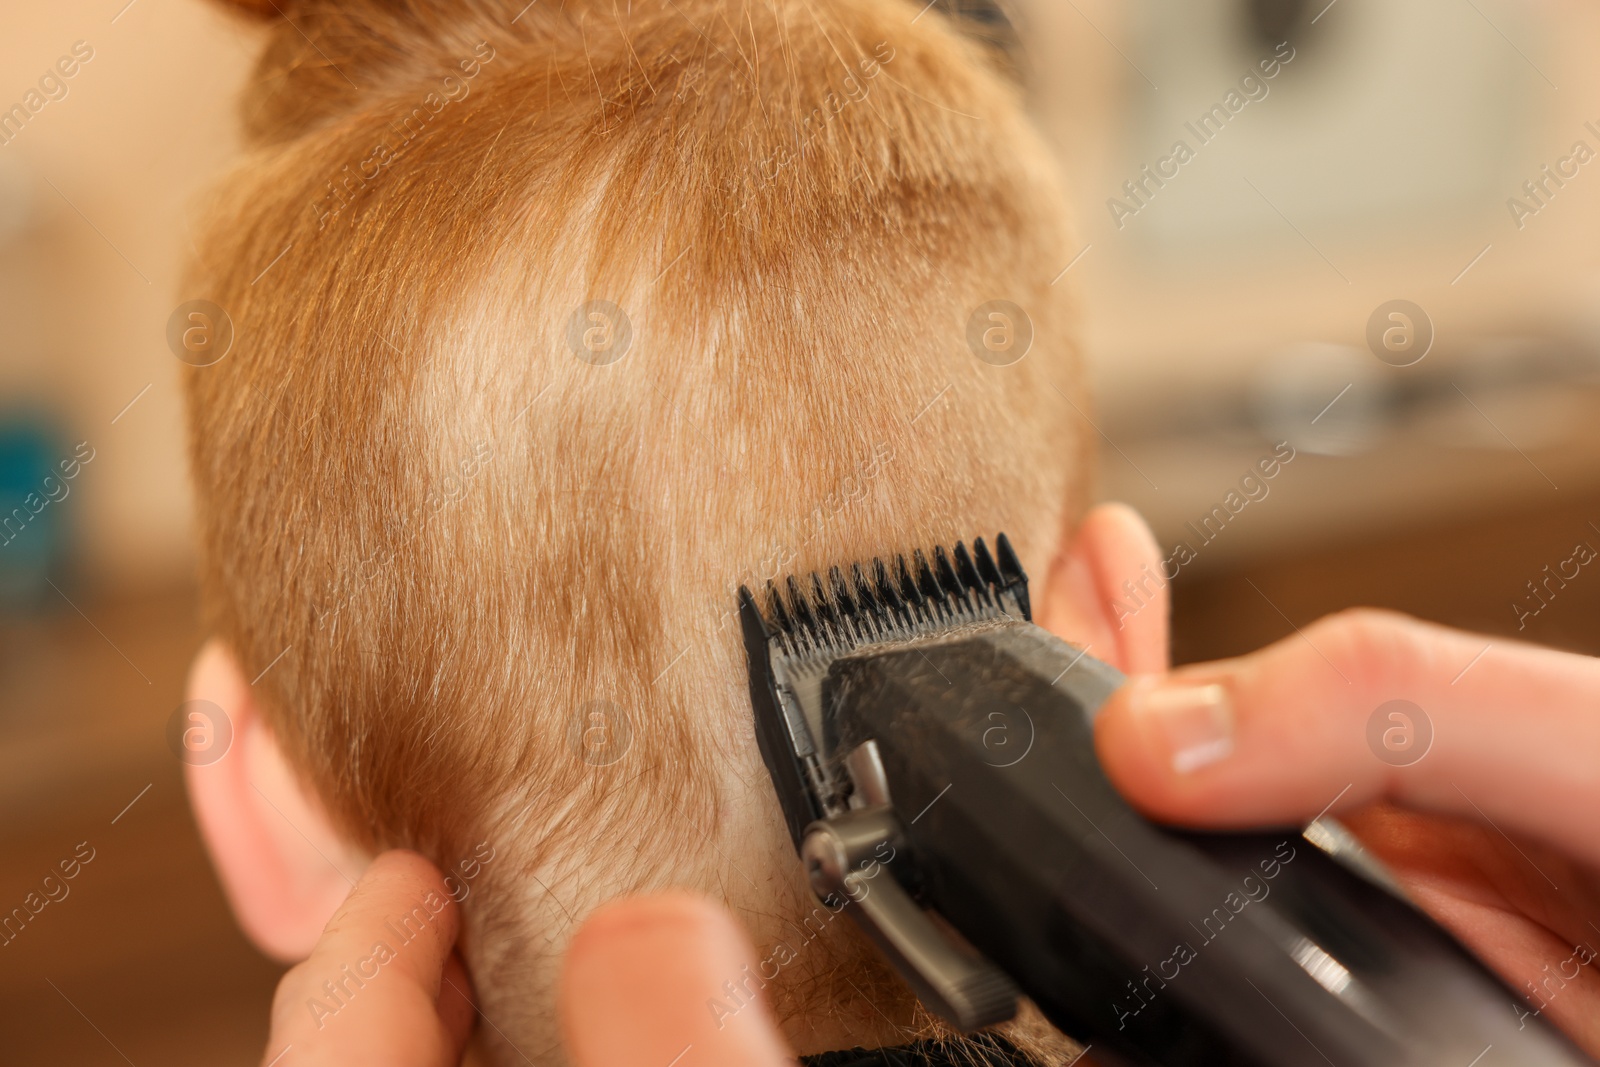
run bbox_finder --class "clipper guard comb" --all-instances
[739,535,1592,1067]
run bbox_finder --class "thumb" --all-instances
[558,894,795,1067]
[1094,609,1600,867]
[262,850,474,1067]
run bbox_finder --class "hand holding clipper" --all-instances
[739,536,1593,1067]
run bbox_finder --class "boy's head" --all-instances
[180,0,1169,1060]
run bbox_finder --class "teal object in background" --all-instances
[0,414,73,611]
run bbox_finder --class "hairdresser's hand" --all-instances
[258,854,796,1067]
[1095,609,1600,1053]
[559,894,795,1067]
[260,851,476,1067]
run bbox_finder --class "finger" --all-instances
[1341,806,1600,1056]
[306,850,460,993]
[263,850,465,1067]
[559,893,794,1067]
[1094,609,1600,866]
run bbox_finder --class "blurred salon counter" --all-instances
[1097,363,1600,663]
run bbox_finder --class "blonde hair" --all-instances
[185,0,1090,1059]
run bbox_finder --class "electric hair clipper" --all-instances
[738,535,1592,1067]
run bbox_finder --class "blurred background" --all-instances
[2,0,1598,1063]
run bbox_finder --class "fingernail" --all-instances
[1129,681,1235,774]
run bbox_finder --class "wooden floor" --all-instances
[1,487,1596,1065]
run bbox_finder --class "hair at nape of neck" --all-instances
[705,839,897,1031]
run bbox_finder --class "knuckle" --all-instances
[1306,608,1429,693]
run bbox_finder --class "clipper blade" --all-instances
[739,534,1031,848]
[753,534,1031,659]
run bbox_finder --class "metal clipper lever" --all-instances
[800,743,1020,1032]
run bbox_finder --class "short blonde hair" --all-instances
[186,0,1089,1057]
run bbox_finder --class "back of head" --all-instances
[185,0,1088,1058]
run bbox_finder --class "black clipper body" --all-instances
[739,536,1592,1067]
